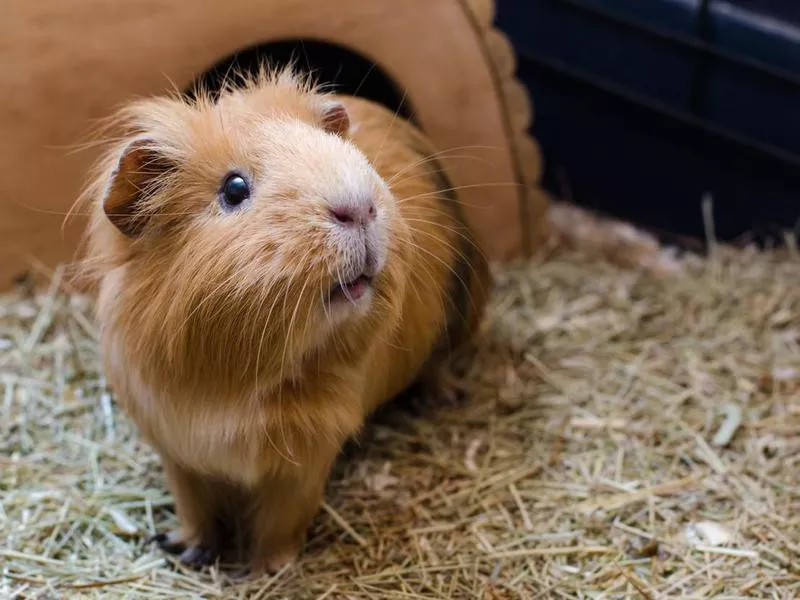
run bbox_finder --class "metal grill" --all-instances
[496,0,800,244]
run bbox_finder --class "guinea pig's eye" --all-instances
[219,173,251,211]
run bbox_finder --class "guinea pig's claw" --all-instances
[149,531,219,568]
[149,531,185,555]
[178,544,217,569]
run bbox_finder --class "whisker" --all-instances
[277,262,314,460]
[262,265,306,465]
[384,144,508,178]
[398,236,478,333]
[386,239,447,320]
[388,160,496,193]
[404,225,485,296]
[351,62,378,100]
[402,217,488,263]
[250,277,300,466]
[323,264,350,365]
[12,203,225,220]
[167,266,245,356]
[395,181,526,210]
[373,88,410,169]
[386,152,497,188]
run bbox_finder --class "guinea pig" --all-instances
[81,68,490,574]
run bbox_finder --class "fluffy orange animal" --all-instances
[81,68,489,573]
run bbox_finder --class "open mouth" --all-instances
[330,274,373,303]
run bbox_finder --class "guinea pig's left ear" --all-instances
[102,138,172,237]
[320,100,350,137]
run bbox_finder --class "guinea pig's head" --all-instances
[86,70,410,389]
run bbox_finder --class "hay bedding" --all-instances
[1,244,799,599]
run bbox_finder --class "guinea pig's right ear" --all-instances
[101,138,171,237]
[320,100,350,137]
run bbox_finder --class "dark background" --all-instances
[495,0,800,246]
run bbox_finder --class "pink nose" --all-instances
[329,199,377,227]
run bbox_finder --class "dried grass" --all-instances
[1,243,799,599]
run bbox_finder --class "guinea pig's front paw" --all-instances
[177,543,218,569]
[150,531,219,568]
[149,531,185,555]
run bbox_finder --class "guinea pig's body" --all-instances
[83,70,489,573]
